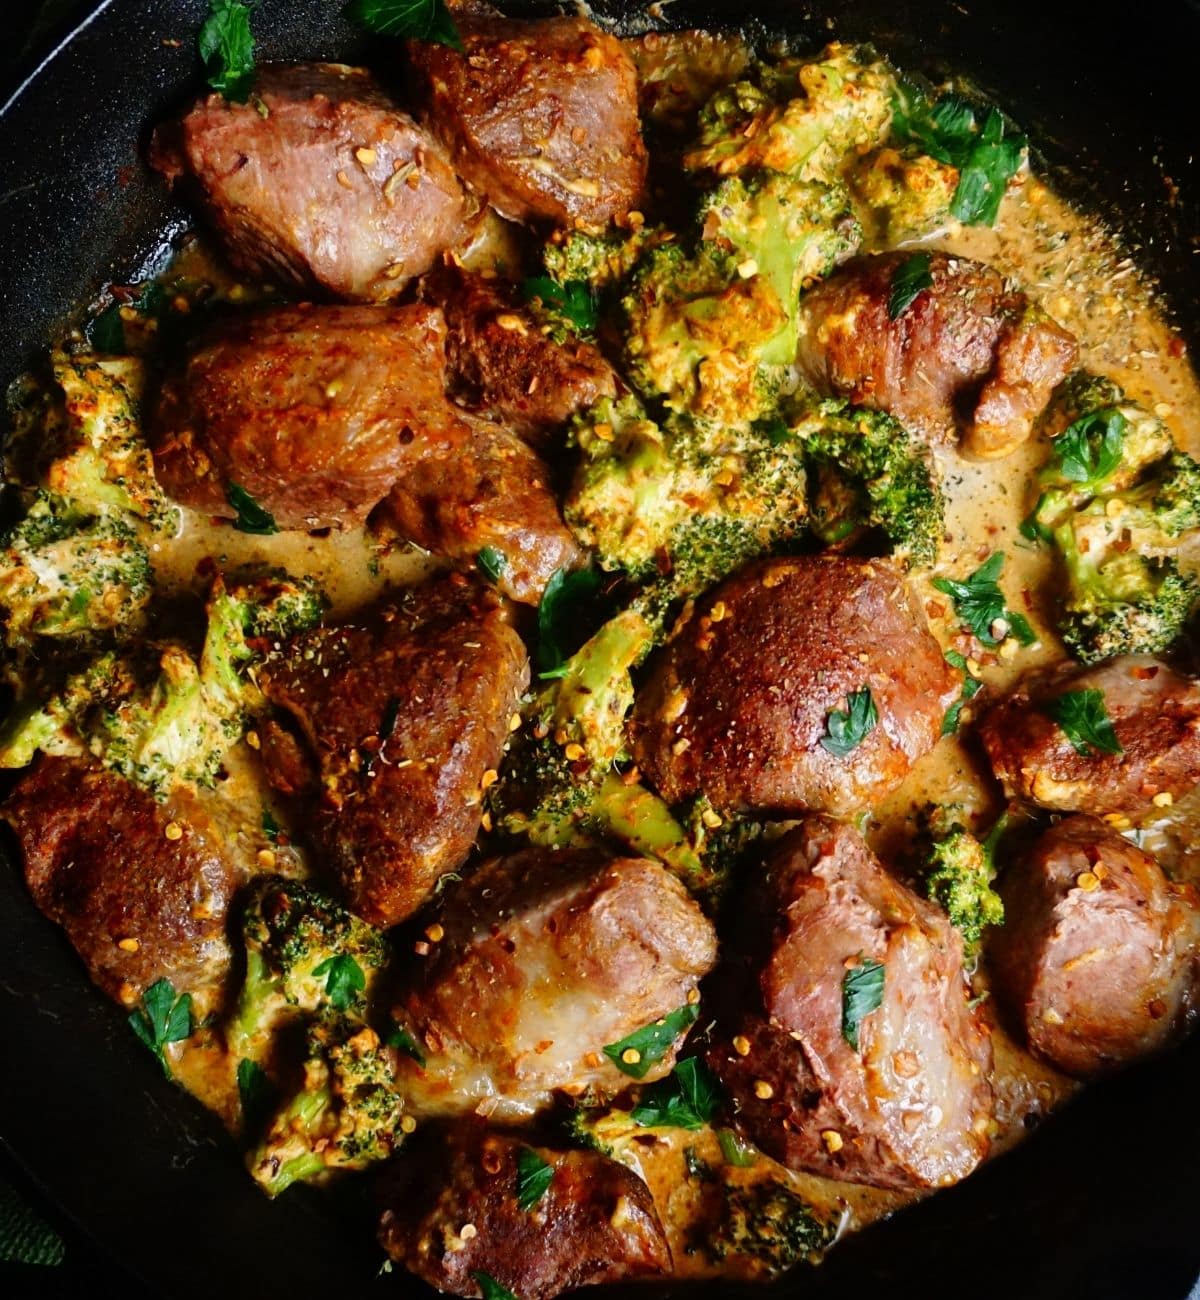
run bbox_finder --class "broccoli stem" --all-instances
[227,950,279,1058]
[597,774,705,880]
[549,609,651,766]
[252,1085,331,1197]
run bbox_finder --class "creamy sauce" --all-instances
[13,29,1200,1286]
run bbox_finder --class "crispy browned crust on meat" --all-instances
[794,251,1076,457]
[151,303,461,531]
[991,815,1200,1077]
[631,555,958,815]
[709,816,993,1190]
[978,655,1200,817]
[1,756,245,1008]
[377,412,582,605]
[378,1126,670,1299]
[419,263,617,446]
[407,8,647,229]
[150,63,470,300]
[391,848,717,1119]
[259,577,529,927]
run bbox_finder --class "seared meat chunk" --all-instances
[378,412,582,605]
[978,655,1200,817]
[259,577,528,927]
[379,1126,670,1299]
[794,251,1077,458]
[420,263,617,446]
[152,304,459,531]
[631,555,958,815]
[2,757,245,1010]
[150,63,469,300]
[709,816,993,1190]
[992,815,1200,1077]
[408,5,647,229]
[391,849,718,1119]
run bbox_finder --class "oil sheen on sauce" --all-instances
[54,44,1200,1286]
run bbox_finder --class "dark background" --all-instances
[0,5,152,1265]
[2,3,1200,1299]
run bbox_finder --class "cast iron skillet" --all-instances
[1,1,1199,1296]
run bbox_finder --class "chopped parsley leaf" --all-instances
[841,958,885,1052]
[820,687,877,758]
[603,1002,699,1079]
[129,978,193,1076]
[1046,689,1123,757]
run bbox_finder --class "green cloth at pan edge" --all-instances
[0,1175,66,1267]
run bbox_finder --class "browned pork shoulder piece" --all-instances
[258,577,528,927]
[419,263,618,446]
[407,5,647,229]
[794,251,1078,458]
[991,815,1200,1077]
[152,303,460,531]
[709,816,993,1190]
[1,757,246,1011]
[390,848,718,1120]
[378,1126,671,1300]
[978,655,1200,817]
[377,411,582,605]
[631,555,958,816]
[150,63,470,300]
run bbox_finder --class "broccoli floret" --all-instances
[1024,376,1176,538]
[228,875,390,1058]
[702,1182,838,1274]
[0,490,153,640]
[45,353,178,534]
[785,399,944,568]
[566,397,809,604]
[621,180,860,427]
[567,1104,646,1163]
[491,611,706,887]
[0,571,327,791]
[1041,452,1200,663]
[542,224,671,292]
[0,652,137,768]
[847,146,959,242]
[1055,520,1199,665]
[684,44,896,183]
[697,174,862,363]
[1042,373,1174,488]
[919,810,1007,952]
[247,1012,406,1196]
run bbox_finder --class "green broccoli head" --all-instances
[696,174,862,365]
[702,1182,838,1275]
[229,875,390,1057]
[566,395,700,582]
[489,611,706,887]
[786,399,945,568]
[0,490,153,641]
[542,224,670,292]
[1040,373,1174,492]
[684,43,896,183]
[847,146,959,242]
[621,178,859,427]
[46,353,179,535]
[919,810,1006,952]
[0,570,328,792]
[621,240,786,428]
[0,651,138,769]
[566,398,809,606]
[1046,451,1200,663]
[201,571,328,718]
[1055,525,1198,664]
[247,1012,407,1196]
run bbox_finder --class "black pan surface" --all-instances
[1,2,1199,1297]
